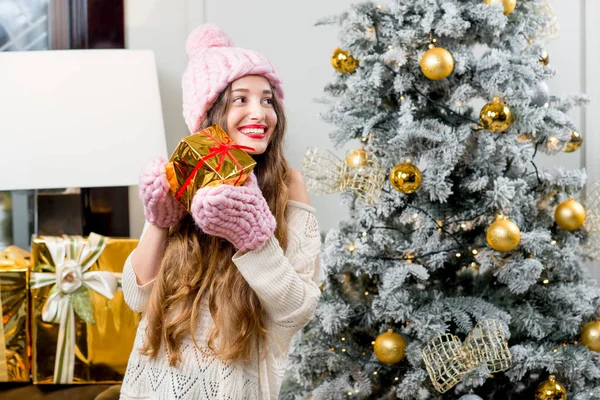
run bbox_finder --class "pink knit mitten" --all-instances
[138,157,187,228]
[190,173,276,252]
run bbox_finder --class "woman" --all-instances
[119,24,321,400]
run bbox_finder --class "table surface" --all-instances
[0,383,120,400]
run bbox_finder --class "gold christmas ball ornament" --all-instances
[563,131,583,153]
[373,329,406,364]
[539,48,550,66]
[420,45,454,80]
[389,161,422,194]
[331,47,359,74]
[345,147,369,168]
[534,375,566,400]
[555,198,586,231]
[480,98,514,133]
[484,0,517,15]
[581,320,600,352]
[486,219,521,252]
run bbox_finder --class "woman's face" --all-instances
[225,75,278,155]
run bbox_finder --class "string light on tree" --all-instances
[373,329,406,364]
[563,131,583,153]
[331,47,359,74]
[365,26,376,41]
[539,48,550,66]
[420,44,454,80]
[581,320,600,352]
[555,198,586,231]
[546,135,561,151]
[389,160,422,193]
[486,217,521,252]
[484,0,517,15]
[480,98,514,133]
[534,375,566,400]
[517,133,535,143]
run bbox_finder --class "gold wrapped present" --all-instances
[166,124,256,210]
[30,234,140,384]
[0,246,30,382]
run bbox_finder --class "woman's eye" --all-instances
[262,98,273,105]
[233,97,245,104]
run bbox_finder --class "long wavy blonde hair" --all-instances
[141,79,290,365]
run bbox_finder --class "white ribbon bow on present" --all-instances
[30,233,118,384]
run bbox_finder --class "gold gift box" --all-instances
[30,237,140,384]
[0,246,30,382]
[166,124,256,210]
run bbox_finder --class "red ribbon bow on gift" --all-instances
[176,130,255,199]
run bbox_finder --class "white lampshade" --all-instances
[0,49,168,191]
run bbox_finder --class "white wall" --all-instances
[584,0,600,186]
[124,0,598,273]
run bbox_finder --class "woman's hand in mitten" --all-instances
[138,157,187,228]
[190,173,276,252]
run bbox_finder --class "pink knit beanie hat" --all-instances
[182,24,285,134]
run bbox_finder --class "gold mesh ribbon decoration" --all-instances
[524,0,560,41]
[422,319,512,393]
[537,0,560,40]
[584,181,600,260]
[302,146,386,205]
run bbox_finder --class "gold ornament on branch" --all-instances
[302,146,386,205]
[374,329,406,364]
[389,160,422,194]
[420,45,454,80]
[345,147,369,168]
[539,49,550,66]
[487,218,521,252]
[484,0,517,16]
[581,320,600,352]
[583,181,600,260]
[422,319,512,393]
[331,47,359,74]
[480,98,514,133]
[563,131,583,153]
[534,375,567,400]
[555,198,586,231]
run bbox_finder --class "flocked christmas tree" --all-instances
[282,1,600,399]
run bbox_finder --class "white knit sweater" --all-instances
[119,200,321,400]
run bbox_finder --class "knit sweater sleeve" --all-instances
[122,222,156,312]
[232,200,322,331]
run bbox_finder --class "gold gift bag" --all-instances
[30,233,139,384]
[0,246,30,382]
[166,124,256,210]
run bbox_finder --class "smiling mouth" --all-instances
[238,126,267,139]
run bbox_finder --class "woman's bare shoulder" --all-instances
[287,168,311,205]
